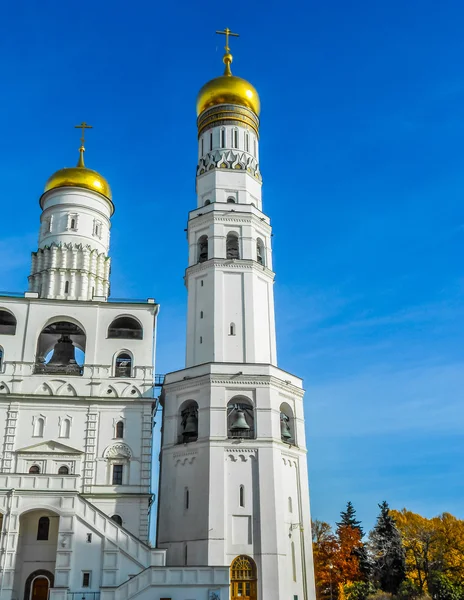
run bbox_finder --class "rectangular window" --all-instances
[112,464,123,485]
[221,129,225,148]
[68,214,78,231]
[245,133,249,152]
[82,572,91,587]
[234,129,238,148]
[201,138,204,156]
[209,132,213,151]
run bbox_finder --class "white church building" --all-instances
[0,31,316,600]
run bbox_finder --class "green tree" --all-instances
[369,501,406,594]
[337,502,364,536]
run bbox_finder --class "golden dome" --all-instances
[196,52,260,117]
[43,147,113,208]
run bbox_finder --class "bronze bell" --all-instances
[48,335,75,365]
[280,415,292,441]
[230,408,250,431]
[183,411,198,436]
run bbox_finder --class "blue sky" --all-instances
[0,0,463,532]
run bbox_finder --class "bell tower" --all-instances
[157,30,316,600]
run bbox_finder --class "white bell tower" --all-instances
[157,30,316,600]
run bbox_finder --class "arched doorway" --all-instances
[230,555,257,600]
[24,570,54,600]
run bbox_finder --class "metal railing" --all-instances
[228,430,255,439]
[33,363,83,376]
[67,593,100,600]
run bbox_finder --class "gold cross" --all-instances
[74,121,93,147]
[216,27,239,53]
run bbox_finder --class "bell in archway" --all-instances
[280,415,292,441]
[48,335,75,365]
[230,408,250,431]
[183,410,198,436]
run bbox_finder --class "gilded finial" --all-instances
[74,121,93,167]
[216,28,239,76]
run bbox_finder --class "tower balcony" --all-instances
[33,362,83,376]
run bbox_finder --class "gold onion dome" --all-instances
[43,146,113,207]
[196,52,260,116]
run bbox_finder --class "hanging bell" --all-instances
[183,411,198,436]
[48,335,75,365]
[280,415,292,441]
[230,408,250,431]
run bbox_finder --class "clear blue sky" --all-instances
[1,0,463,532]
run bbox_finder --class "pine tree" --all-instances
[369,501,406,594]
[337,502,364,537]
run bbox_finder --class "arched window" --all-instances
[184,543,188,566]
[115,421,124,439]
[221,128,226,148]
[179,400,198,444]
[108,317,143,340]
[226,232,240,259]
[60,418,71,438]
[233,129,239,148]
[33,417,44,438]
[70,218,76,230]
[35,320,86,376]
[37,516,50,540]
[204,199,211,206]
[185,487,190,510]
[0,310,17,335]
[230,556,257,600]
[253,139,257,157]
[29,465,40,474]
[245,132,250,152]
[111,514,123,526]
[256,238,265,266]
[64,281,69,294]
[288,497,293,513]
[227,197,236,203]
[280,403,295,444]
[198,235,208,263]
[201,137,204,156]
[239,485,245,508]
[227,398,254,439]
[115,352,132,377]
[58,466,69,475]
[229,323,236,336]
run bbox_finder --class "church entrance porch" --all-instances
[230,556,257,600]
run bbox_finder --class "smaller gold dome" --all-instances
[43,148,113,209]
[196,53,260,116]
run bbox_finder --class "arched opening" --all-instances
[233,129,239,148]
[288,496,293,513]
[239,485,245,508]
[29,465,40,474]
[227,197,236,203]
[108,316,143,340]
[24,571,54,600]
[34,320,86,376]
[221,128,226,148]
[37,516,50,540]
[230,555,257,600]
[70,218,76,230]
[115,352,132,377]
[178,400,198,444]
[204,199,211,206]
[198,235,208,263]
[0,309,17,335]
[280,402,295,444]
[33,417,44,438]
[226,232,240,259]
[58,466,69,475]
[185,487,190,510]
[115,421,124,439]
[229,322,236,336]
[64,281,69,294]
[59,418,70,438]
[0,346,3,371]
[245,132,250,152]
[111,514,123,526]
[227,397,254,439]
[256,238,265,266]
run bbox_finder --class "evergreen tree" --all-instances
[369,501,406,594]
[337,502,364,536]
[337,502,371,580]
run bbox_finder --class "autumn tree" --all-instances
[369,501,406,594]
[313,520,342,600]
[337,502,371,581]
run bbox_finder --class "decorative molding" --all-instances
[197,150,261,181]
[103,443,132,459]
